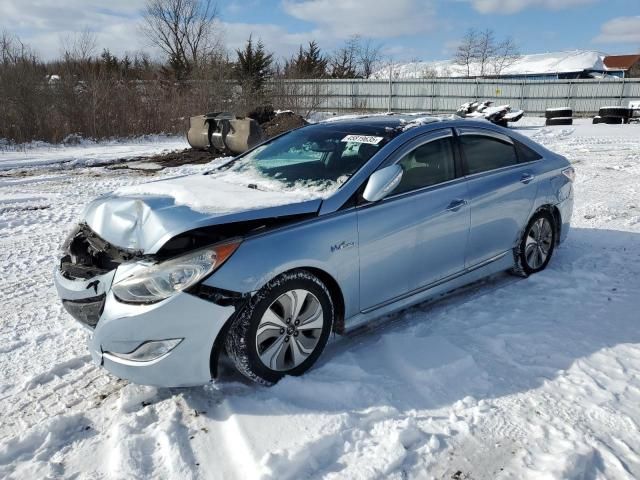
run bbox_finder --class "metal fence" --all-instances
[267,78,640,115]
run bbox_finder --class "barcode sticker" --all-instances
[341,135,383,145]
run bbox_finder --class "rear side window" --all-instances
[393,137,456,195]
[515,140,543,163]
[460,134,518,175]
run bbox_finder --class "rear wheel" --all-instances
[225,270,334,385]
[512,211,556,277]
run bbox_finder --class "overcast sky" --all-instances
[1,0,638,62]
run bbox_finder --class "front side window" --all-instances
[392,137,456,195]
[460,134,518,175]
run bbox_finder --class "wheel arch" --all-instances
[209,265,347,379]
[533,204,562,245]
[300,266,346,334]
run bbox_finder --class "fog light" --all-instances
[105,339,182,363]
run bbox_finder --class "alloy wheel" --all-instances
[255,289,324,371]
[524,217,553,270]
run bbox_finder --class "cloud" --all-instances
[0,0,310,62]
[593,16,640,44]
[220,22,321,60]
[0,0,148,60]
[281,0,437,39]
[462,0,597,14]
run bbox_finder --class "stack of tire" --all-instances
[545,107,573,126]
[592,107,633,125]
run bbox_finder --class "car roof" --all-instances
[313,113,513,137]
[316,113,442,132]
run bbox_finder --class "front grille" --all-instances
[60,223,143,280]
[62,294,106,329]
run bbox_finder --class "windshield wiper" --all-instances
[203,156,239,175]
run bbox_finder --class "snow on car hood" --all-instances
[82,174,322,253]
[115,174,319,214]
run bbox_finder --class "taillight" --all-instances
[562,167,575,182]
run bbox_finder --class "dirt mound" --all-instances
[246,104,276,125]
[107,147,225,171]
[139,148,224,167]
[261,111,308,139]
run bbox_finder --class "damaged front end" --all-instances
[57,223,147,329]
[60,223,145,280]
[56,210,316,330]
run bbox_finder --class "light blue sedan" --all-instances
[54,116,574,386]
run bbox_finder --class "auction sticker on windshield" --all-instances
[341,135,383,145]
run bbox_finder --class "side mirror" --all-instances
[362,164,403,202]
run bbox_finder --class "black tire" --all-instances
[601,116,624,124]
[511,211,556,277]
[592,116,602,124]
[225,270,334,385]
[545,108,572,119]
[545,117,573,126]
[598,107,631,119]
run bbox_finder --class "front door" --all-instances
[357,130,470,312]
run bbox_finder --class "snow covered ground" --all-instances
[0,119,639,479]
[0,135,189,171]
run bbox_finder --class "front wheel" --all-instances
[512,211,556,277]
[225,270,334,385]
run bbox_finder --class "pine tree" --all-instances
[121,54,132,77]
[100,49,119,73]
[235,35,273,92]
[285,41,327,78]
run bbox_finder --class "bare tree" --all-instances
[454,28,519,78]
[330,36,359,78]
[60,28,97,63]
[419,65,439,79]
[491,37,520,76]
[357,37,383,78]
[140,0,219,79]
[476,29,498,77]
[1,30,36,64]
[454,28,479,77]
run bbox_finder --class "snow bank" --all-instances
[373,50,609,79]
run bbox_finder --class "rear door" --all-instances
[357,129,469,312]
[457,128,540,267]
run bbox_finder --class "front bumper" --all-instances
[54,268,235,387]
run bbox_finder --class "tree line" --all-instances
[0,0,518,144]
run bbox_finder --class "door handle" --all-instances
[446,199,467,212]
[520,173,535,184]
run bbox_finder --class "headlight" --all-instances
[112,240,241,304]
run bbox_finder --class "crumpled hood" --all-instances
[83,175,322,253]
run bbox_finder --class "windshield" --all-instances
[219,124,392,194]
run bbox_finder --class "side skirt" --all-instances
[343,251,513,333]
